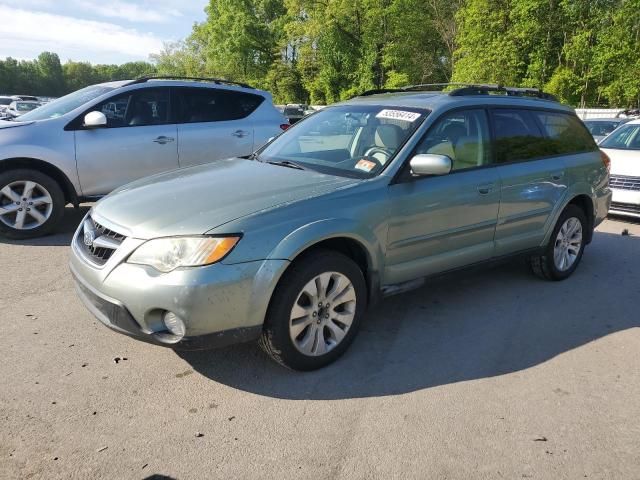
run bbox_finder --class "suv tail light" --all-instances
[280,123,290,131]
[600,150,611,171]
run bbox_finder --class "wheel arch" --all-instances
[0,157,78,207]
[567,194,595,243]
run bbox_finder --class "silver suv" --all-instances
[0,76,287,239]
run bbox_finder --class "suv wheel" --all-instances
[260,250,367,370]
[0,169,65,239]
[529,204,587,281]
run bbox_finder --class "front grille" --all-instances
[77,216,126,266]
[610,175,640,191]
[610,202,640,215]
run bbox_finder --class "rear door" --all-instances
[491,108,571,255]
[174,87,264,167]
[75,87,178,196]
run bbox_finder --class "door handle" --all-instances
[153,136,174,144]
[551,171,565,181]
[477,182,495,195]
[232,130,250,138]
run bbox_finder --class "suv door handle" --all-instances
[153,136,174,144]
[477,182,495,195]
[232,130,250,138]
[551,171,565,181]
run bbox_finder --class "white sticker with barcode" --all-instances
[375,109,421,122]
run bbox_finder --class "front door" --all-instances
[75,88,178,196]
[385,109,501,285]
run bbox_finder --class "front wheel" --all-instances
[260,250,367,371]
[529,204,587,281]
[0,169,65,239]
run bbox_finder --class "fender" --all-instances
[267,217,387,301]
[541,181,597,246]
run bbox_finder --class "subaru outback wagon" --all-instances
[70,84,611,370]
[0,76,287,239]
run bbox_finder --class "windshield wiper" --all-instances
[266,160,306,170]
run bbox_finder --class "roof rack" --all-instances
[128,75,254,89]
[355,83,557,101]
[449,84,557,101]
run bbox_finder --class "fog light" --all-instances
[163,311,185,337]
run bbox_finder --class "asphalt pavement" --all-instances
[1,206,639,479]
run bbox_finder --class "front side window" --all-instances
[256,105,427,178]
[534,111,597,154]
[177,88,264,123]
[600,124,640,150]
[414,109,491,171]
[491,109,555,163]
[95,88,170,128]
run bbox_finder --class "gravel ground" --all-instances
[1,207,639,480]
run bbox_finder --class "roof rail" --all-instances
[355,82,557,101]
[128,75,254,89]
[449,84,557,101]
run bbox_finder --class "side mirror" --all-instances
[409,154,452,177]
[83,111,107,128]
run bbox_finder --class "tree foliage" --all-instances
[2,0,640,107]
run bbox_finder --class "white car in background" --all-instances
[6,100,41,118]
[600,118,640,218]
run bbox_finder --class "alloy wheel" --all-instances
[0,180,53,230]
[289,271,357,356]
[553,217,583,271]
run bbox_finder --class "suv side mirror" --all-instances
[409,154,452,176]
[84,111,107,128]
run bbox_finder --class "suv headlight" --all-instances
[128,236,240,273]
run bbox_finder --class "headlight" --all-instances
[128,236,240,273]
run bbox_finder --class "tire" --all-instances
[529,204,587,281]
[260,250,367,371]
[0,169,65,239]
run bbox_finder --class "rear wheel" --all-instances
[0,169,65,239]
[529,204,587,281]
[260,250,367,371]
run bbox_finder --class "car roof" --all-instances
[96,78,270,97]
[583,118,626,122]
[336,91,574,113]
[623,118,640,125]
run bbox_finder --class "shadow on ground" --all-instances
[0,205,90,246]
[179,230,640,400]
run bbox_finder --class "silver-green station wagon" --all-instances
[70,84,611,370]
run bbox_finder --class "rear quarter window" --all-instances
[177,87,264,123]
[534,111,597,155]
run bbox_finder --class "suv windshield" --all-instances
[600,123,640,150]
[16,102,39,112]
[18,85,115,121]
[257,105,427,178]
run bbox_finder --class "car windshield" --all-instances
[16,102,39,112]
[18,85,115,121]
[600,124,640,150]
[584,120,620,137]
[256,104,428,178]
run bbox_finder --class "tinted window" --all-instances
[95,88,170,128]
[177,88,264,123]
[600,124,640,150]
[415,109,491,171]
[0,98,12,106]
[491,109,554,163]
[584,120,621,137]
[534,112,597,154]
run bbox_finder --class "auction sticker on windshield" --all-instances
[355,159,377,172]
[376,109,421,122]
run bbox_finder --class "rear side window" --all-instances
[491,109,553,163]
[177,88,264,123]
[534,111,597,154]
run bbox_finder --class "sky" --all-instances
[0,0,207,65]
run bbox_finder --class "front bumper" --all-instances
[70,218,289,350]
[609,188,640,218]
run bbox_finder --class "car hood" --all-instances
[93,158,360,239]
[601,148,640,177]
[0,119,34,129]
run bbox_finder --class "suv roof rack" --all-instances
[128,76,254,89]
[355,83,557,101]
